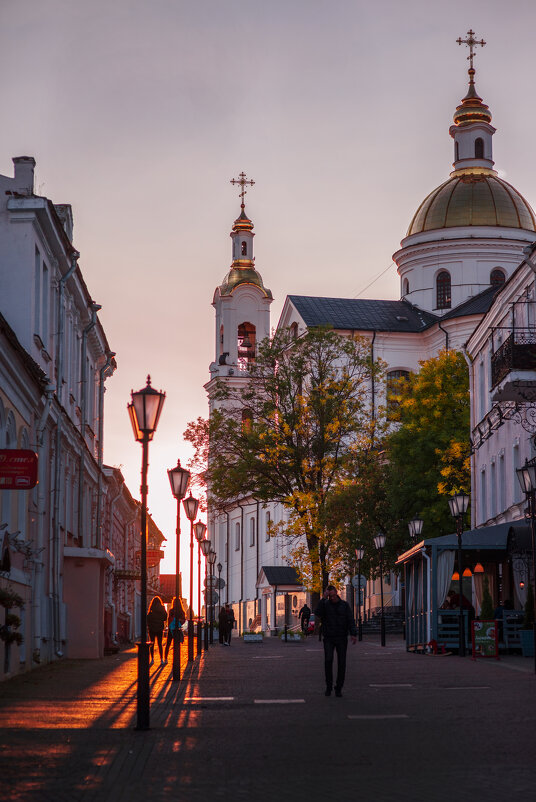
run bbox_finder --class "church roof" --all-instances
[442,285,499,319]
[407,172,536,236]
[288,296,438,332]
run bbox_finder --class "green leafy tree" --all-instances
[386,350,471,538]
[184,327,382,593]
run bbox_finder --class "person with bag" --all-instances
[218,605,229,645]
[147,595,168,667]
[164,596,187,663]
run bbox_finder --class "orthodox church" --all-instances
[205,38,536,634]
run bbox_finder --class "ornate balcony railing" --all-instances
[491,330,536,389]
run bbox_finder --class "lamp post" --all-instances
[167,459,191,682]
[373,533,386,647]
[408,517,424,541]
[194,521,207,656]
[208,550,217,644]
[128,376,165,730]
[200,539,211,650]
[516,459,536,674]
[182,493,199,661]
[355,547,364,642]
[448,493,470,657]
[217,562,223,619]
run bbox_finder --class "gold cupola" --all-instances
[452,68,492,127]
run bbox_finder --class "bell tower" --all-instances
[206,173,273,407]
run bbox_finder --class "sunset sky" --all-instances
[1,1,536,601]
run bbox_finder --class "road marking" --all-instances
[252,656,283,659]
[369,683,413,687]
[348,714,409,720]
[442,686,490,690]
[184,697,235,702]
[254,699,305,704]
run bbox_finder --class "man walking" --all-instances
[299,602,311,634]
[314,585,357,697]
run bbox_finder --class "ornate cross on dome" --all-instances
[230,171,255,208]
[456,29,486,70]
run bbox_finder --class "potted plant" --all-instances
[280,629,304,642]
[243,630,264,642]
[520,583,535,658]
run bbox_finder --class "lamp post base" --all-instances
[136,640,151,731]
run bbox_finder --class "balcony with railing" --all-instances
[491,330,536,401]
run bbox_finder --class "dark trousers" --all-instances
[149,630,163,660]
[323,637,348,690]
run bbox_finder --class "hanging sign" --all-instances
[0,450,38,489]
[471,620,499,660]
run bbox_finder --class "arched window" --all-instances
[403,278,409,296]
[490,268,505,287]
[241,241,247,256]
[290,322,298,340]
[475,138,484,159]
[386,370,410,416]
[436,271,451,309]
[237,322,256,367]
[219,325,224,356]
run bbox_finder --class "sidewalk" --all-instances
[0,633,535,801]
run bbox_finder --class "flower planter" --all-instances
[280,633,304,642]
[243,633,264,642]
[520,629,535,658]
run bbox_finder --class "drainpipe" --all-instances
[238,500,246,633]
[77,303,101,545]
[95,351,116,549]
[422,548,432,646]
[224,510,230,604]
[34,383,55,661]
[462,344,475,527]
[256,500,260,616]
[438,320,449,351]
[51,252,79,658]
[370,330,377,430]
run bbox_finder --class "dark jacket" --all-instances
[314,597,357,639]
[147,605,168,634]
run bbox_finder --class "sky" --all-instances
[2,0,536,606]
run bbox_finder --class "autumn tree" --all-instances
[386,349,471,539]
[184,327,382,593]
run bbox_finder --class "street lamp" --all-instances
[128,376,165,730]
[200,538,211,650]
[373,533,386,647]
[516,459,536,673]
[355,547,364,642]
[408,517,424,541]
[217,562,223,619]
[182,493,199,661]
[167,459,191,682]
[208,550,217,644]
[194,521,207,655]
[448,492,470,657]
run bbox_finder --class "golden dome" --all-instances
[408,172,536,236]
[232,205,254,232]
[219,265,272,298]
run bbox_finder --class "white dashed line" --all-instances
[254,699,305,704]
[184,697,235,702]
[369,683,413,688]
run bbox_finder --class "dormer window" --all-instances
[436,271,451,310]
[475,138,484,159]
[241,241,247,256]
[490,268,505,287]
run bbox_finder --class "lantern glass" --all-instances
[217,562,222,573]
[183,493,199,521]
[167,460,190,500]
[409,517,424,538]
[355,547,364,561]
[130,375,165,435]
[208,550,217,565]
[200,539,211,557]
[448,493,470,519]
[373,533,386,550]
[194,521,207,542]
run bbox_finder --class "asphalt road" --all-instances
[0,634,534,801]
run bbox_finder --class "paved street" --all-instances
[0,634,535,801]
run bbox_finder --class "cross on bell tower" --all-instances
[456,29,486,71]
[230,171,255,210]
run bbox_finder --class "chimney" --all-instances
[12,156,36,195]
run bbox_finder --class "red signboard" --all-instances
[0,449,38,489]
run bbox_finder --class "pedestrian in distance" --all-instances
[314,585,357,697]
[225,604,236,645]
[299,602,311,634]
[218,604,229,645]
[147,595,168,667]
[164,596,187,662]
